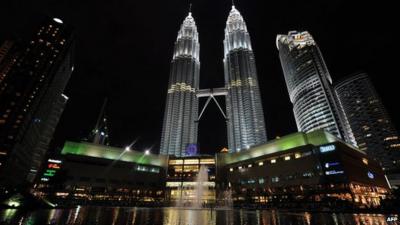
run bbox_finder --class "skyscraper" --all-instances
[0,41,16,84]
[335,72,400,170]
[0,18,74,187]
[224,5,267,152]
[276,31,346,140]
[160,12,200,156]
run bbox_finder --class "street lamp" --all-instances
[125,146,131,152]
[145,149,150,155]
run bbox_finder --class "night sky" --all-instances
[1,1,398,154]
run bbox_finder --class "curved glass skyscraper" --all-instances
[276,31,344,139]
[160,12,200,156]
[335,72,400,170]
[224,6,267,152]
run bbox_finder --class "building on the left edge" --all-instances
[0,17,74,189]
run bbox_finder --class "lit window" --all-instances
[200,159,215,164]
[238,166,242,169]
[258,162,264,166]
[362,158,368,165]
[169,160,183,165]
[184,159,199,165]
[271,159,276,164]
[229,168,233,172]
[295,153,301,159]
[248,164,252,168]
[284,156,291,161]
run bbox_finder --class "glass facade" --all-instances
[224,6,267,152]
[160,12,200,156]
[166,156,216,205]
[276,31,345,141]
[0,18,74,186]
[334,72,400,170]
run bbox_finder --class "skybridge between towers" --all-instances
[196,87,228,121]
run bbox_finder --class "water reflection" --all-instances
[0,207,398,225]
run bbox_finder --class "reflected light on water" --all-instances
[353,213,388,225]
[0,207,399,225]
[2,209,17,222]
[111,207,120,225]
[304,212,311,225]
[163,208,216,225]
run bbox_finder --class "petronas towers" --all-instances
[160,5,267,156]
[160,12,200,156]
[224,6,267,152]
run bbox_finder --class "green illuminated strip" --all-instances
[217,130,341,166]
[61,142,168,167]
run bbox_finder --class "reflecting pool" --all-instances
[0,207,398,225]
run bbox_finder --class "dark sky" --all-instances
[1,0,398,154]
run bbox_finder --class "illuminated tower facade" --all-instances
[224,6,267,152]
[276,31,346,140]
[160,12,200,156]
[335,72,400,170]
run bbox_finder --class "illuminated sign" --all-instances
[325,170,344,175]
[41,158,62,181]
[324,162,340,168]
[43,169,56,177]
[368,171,374,179]
[48,159,62,164]
[48,163,60,169]
[320,145,336,153]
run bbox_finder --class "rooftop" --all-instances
[61,141,168,168]
[217,130,359,166]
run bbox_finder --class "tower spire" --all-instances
[189,3,192,13]
[232,0,235,7]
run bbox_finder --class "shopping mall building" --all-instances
[34,130,391,208]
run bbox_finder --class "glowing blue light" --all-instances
[325,162,340,168]
[368,171,374,179]
[325,170,344,175]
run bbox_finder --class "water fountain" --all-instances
[173,165,209,208]
[217,189,233,209]
[192,165,208,208]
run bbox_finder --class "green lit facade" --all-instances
[217,129,344,166]
[36,130,389,207]
[61,141,168,168]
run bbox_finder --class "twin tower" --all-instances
[160,6,266,156]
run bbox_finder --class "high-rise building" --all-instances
[0,41,16,84]
[334,72,400,170]
[276,31,347,141]
[223,5,267,152]
[160,12,200,156]
[0,18,74,187]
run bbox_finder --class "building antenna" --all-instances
[232,0,235,6]
[189,3,192,13]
